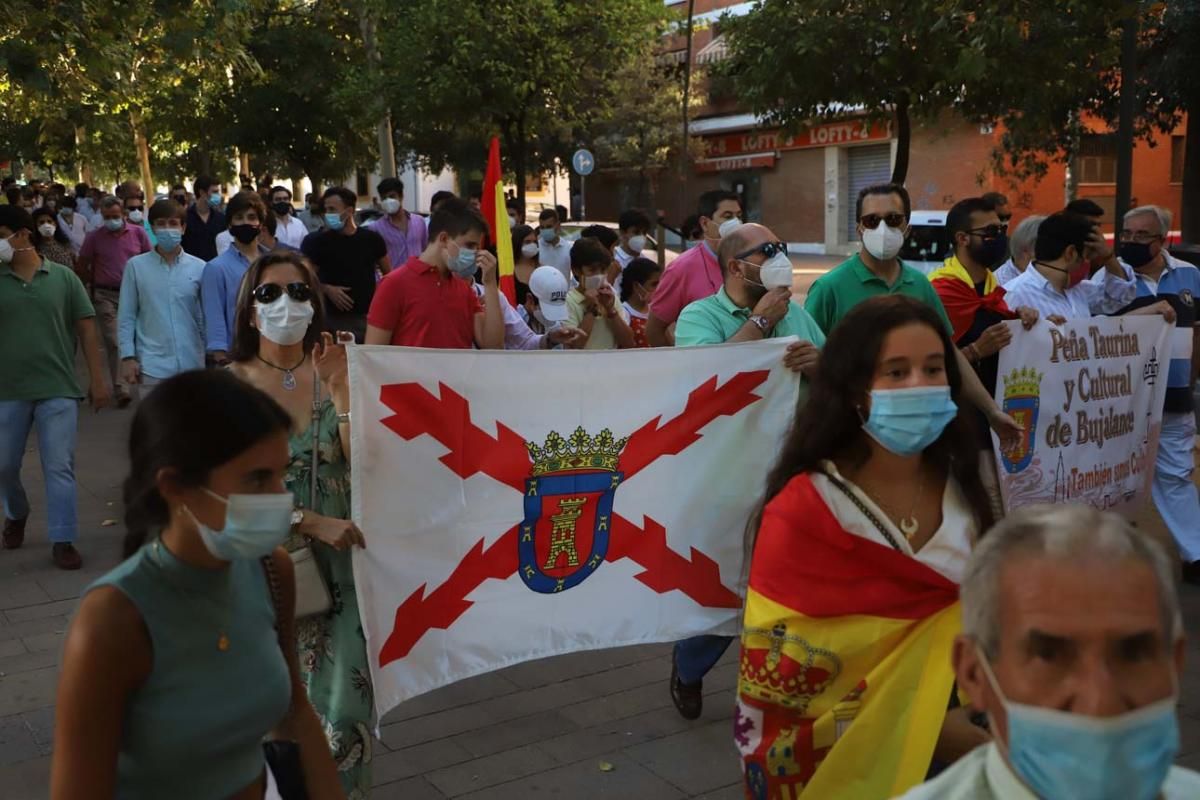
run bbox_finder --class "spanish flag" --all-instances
[481,136,517,305]
[927,255,1013,342]
[736,473,960,800]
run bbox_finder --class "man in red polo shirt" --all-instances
[365,198,504,349]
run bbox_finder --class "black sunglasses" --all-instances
[860,212,907,229]
[968,224,1008,240]
[735,241,788,261]
[253,282,312,304]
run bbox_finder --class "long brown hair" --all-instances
[229,250,327,362]
[748,295,995,554]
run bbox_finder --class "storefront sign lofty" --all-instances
[701,119,891,159]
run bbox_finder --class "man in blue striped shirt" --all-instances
[118,199,206,391]
[1117,205,1200,581]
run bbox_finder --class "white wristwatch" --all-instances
[290,509,305,529]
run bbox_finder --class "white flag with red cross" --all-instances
[348,340,800,721]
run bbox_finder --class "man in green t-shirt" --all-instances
[804,182,1021,445]
[0,205,109,570]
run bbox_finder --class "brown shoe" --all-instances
[670,654,703,721]
[52,543,82,570]
[2,517,25,549]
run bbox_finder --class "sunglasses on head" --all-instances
[968,224,1008,240]
[735,241,788,261]
[859,212,907,229]
[253,282,312,304]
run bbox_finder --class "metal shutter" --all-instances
[846,144,894,241]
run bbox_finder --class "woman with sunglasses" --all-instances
[735,295,995,799]
[51,371,344,799]
[229,251,373,798]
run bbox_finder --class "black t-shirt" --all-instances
[301,227,387,316]
[182,204,226,262]
[958,281,1009,449]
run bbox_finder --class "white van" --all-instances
[898,210,951,275]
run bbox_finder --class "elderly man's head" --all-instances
[953,505,1183,791]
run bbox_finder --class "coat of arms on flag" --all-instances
[347,341,800,720]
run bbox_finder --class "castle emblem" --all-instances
[1001,367,1042,474]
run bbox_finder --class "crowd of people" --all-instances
[0,169,1197,799]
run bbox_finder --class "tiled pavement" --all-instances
[1,402,1199,799]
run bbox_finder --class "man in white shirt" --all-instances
[614,208,651,270]
[1002,211,1141,320]
[896,504,1200,800]
[536,208,572,281]
[992,214,1043,287]
[268,185,308,248]
[57,196,91,255]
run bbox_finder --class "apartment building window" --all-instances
[1076,135,1117,185]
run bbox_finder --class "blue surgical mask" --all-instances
[104,218,124,232]
[862,385,957,456]
[187,488,294,561]
[324,212,345,231]
[450,244,477,278]
[539,227,557,243]
[208,192,222,206]
[978,647,1180,800]
[155,228,183,250]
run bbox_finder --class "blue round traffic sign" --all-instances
[572,149,595,176]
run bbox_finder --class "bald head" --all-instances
[717,222,775,273]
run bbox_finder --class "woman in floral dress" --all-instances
[229,251,373,798]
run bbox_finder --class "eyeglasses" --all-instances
[734,241,788,261]
[253,282,312,304]
[967,224,1008,240]
[1120,230,1163,244]
[859,213,907,229]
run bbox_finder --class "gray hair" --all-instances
[1009,214,1045,261]
[962,505,1181,658]
[1124,204,1172,236]
[99,195,124,212]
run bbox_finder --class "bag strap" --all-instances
[820,467,904,553]
[261,554,285,630]
[309,362,321,513]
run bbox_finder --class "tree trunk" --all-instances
[238,151,251,182]
[890,94,911,185]
[679,0,697,214]
[129,109,153,195]
[74,125,93,185]
[1182,112,1200,245]
[1114,13,1138,230]
[513,116,528,209]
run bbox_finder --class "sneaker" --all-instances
[2,517,25,549]
[52,543,83,571]
[670,653,703,720]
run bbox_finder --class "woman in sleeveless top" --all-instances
[736,296,996,799]
[228,251,371,798]
[51,370,343,799]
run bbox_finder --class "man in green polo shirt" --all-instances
[675,222,825,374]
[0,205,109,570]
[667,221,824,722]
[804,182,1021,446]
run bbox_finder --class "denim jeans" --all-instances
[673,634,734,686]
[0,398,79,543]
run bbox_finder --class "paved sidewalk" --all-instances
[2,401,1199,799]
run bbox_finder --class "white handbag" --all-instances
[291,366,333,619]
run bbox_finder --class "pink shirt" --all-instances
[648,242,722,324]
[78,223,151,289]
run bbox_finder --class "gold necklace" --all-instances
[150,540,233,652]
[857,468,926,540]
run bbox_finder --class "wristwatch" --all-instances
[749,314,772,334]
[290,509,305,530]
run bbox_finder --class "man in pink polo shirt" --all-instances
[646,189,741,346]
[76,195,151,407]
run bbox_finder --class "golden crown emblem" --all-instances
[1002,366,1042,399]
[738,624,843,713]
[526,427,629,476]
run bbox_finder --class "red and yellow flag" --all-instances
[736,473,960,800]
[927,255,1013,342]
[481,136,516,305]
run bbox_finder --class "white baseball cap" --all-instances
[529,265,570,322]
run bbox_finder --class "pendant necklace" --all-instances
[150,540,232,652]
[897,468,926,539]
[257,352,306,391]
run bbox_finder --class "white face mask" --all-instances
[38,223,57,238]
[758,251,793,289]
[585,274,606,292]
[521,242,540,259]
[509,214,518,229]
[627,235,646,253]
[861,220,906,261]
[381,197,402,215]
[0,236,13,263]
[718,217,742,238]
[255,296,314,345]
[128,209,144,224]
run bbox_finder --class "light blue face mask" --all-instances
[208,192,222,206]
[978,646,1179,800]
[450,244,477,278]
[324,212,345,231]
[187,487,294,562]
[539,227,557,243]
[154,228,183,250]
[861,385,957,456]
[103,217,124,232]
